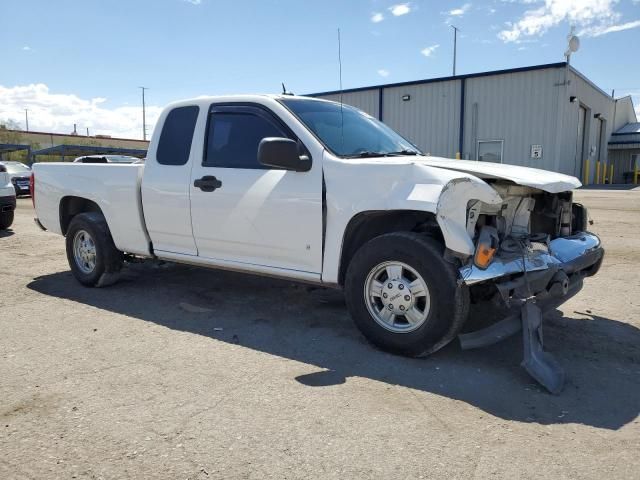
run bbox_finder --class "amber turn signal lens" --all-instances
[474,244,496,269]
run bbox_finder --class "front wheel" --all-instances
[344,232,468,357]
[65,212,123,287]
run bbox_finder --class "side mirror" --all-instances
[258,137,311,172]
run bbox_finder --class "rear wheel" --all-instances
[65,212,123,287]
[0,211,14,230]
[344,232,468,357]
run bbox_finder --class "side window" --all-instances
[157,106,199,166]
[204,111,289,169]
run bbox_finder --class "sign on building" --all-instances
[530,144,543,159]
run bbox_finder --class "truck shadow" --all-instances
[28,262,640,431]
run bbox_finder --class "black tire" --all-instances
[65,212,123,287]
[344,232,469,357]
[0,211,14,230]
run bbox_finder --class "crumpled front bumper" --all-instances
[459,232,604,287]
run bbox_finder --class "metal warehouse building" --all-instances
[311,62,638,184]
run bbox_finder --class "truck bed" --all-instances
[33,163,151,256]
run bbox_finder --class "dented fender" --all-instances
[321,154,505,283]
[436,178,502,256]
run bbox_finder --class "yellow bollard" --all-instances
[609,164,614,185]
[455,152,461,160]
[635,165,639,185]
[583,160,590,185]
[595,161,601,185]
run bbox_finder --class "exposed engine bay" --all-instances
[468,184,586,249]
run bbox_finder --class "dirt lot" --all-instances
[1,189,639,479]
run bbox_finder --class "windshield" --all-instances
[3,163,31,174]
[280,98,421,158]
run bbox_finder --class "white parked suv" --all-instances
[0,163,17,230]
[31,95,603,390]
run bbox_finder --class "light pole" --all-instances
[24,109,29,131]
[139,86,148,141]
[451,25,460,76]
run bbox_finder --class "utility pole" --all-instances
[24,109,29,131]
[139,86,148,141]
[451,25,460,76]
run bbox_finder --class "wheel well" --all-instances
[338,210,443,285]
[59,196,103,235]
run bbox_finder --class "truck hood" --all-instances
[415,157,581,193]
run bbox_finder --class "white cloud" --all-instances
[421,44,440,57]
[448,3,472,16]
[0,83,161,139]
[580,19,640,36]
[183,0,202,4]
[389,3,411,16]
[371,12,384,23]
[377,69,390,77]
[498,0,625,42]
[22,46,32,51]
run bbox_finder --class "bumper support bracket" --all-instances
[520,301,564,394]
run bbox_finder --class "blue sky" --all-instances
[1,0,639,138]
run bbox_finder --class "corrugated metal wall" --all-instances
[558,69,616,182]
[313,65,630,181]
[463,68,562,171]
[382,81,460,158]
[608,148,640,182]
[318,90,380,119]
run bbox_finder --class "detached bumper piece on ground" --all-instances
[458,232,604,394]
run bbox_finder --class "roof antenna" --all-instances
[338,28,344,150]
[281,82,294,96]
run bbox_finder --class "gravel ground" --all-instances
[1,189,639,479]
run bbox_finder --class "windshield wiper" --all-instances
[343,150,423,159]
[344,151,388,158]
[385,150,422,156]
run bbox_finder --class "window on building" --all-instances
[477,140,504,163]
[204,111,289,169]
[156,106,200,166]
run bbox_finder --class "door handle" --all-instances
[194,175,222,192]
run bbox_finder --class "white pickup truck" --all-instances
[32,95,604,370]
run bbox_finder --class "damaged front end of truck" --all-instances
[443,181,604,393]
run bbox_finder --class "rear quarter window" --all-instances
[157,106,200,166]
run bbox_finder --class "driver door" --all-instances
[189,103,323,277]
